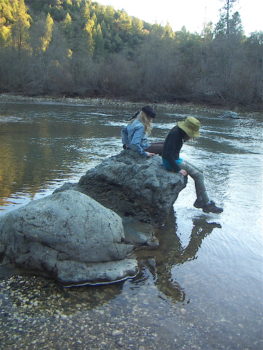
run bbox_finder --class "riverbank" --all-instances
[0,93,240,114]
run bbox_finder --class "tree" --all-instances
[40,13,53,51]
[201,21,214,41]
[215,0,242,37]
[229,11,243,38]
[11,0,31,50]
[0,0,13,45]
[0,0,261,107]
[93,23,105,57]
[223,0,238,35]
[245,32,263,104]
[0,0,31,48]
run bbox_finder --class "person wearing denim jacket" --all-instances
[121,106,157,157]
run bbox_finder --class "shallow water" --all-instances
[0,101,263,349]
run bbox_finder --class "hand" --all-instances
[179,169,188,176]
[146,152,155,157]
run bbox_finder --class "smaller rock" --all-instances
[220,110,239,119]
[122,217,158,246]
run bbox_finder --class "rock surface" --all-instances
[0,151,187,284]
[76,150,187,224]
[220,110,240,119]
[0,190,137,284]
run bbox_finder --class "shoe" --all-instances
[202,201,223,214]
[193,199,204,209]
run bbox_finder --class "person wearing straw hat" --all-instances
[121,105,163,157]
[162,116,223,214]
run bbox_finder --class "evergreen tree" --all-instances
[0,0,31,49]
[0,0,13,44]
[214,0,242,38]
[11,0,31,50]
[229,11,243,38]
[40,12,53,51]
[223,0,238,35]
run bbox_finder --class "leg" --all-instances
[180,160,223,213]
[180,160,209,204]
[145,142,164,156]
[162,159,223,213]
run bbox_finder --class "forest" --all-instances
[0,0,262,109]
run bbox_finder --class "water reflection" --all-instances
[135,214,221,303]
[0,113,108,208]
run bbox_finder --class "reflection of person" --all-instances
[178,218,222,261]
[162,116,223,214]
[121,106,163,156]
[143,216,221,303]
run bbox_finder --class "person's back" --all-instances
[162,126,185,172]
[121,106,156,157]
[122,119,149,155]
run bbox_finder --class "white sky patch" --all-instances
[97,0,263,35]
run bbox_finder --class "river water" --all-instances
[0,100,262,349]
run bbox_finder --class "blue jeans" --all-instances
[162,158,209,204]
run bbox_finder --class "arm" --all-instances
[163,131,183,172]
[166,149,181,172]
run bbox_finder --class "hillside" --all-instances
[0,0,262,108]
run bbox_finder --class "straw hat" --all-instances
[178,116,201,138]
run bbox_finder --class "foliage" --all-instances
[0,0,262,107]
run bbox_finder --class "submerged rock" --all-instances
[0,190,137,284]
[220,110,240,119]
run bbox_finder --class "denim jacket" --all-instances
[121,119,149,156]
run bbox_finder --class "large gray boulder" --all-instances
[76,150,187,223]
[0,190,137,285]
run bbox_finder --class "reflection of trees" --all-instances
[136,214,221,303]
[0,111,95,205]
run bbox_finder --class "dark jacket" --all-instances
[162,126,186,172]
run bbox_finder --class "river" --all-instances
[0,100,262,349]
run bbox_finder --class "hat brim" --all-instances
[178,121,200,138]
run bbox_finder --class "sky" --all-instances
[97,0,263,35]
